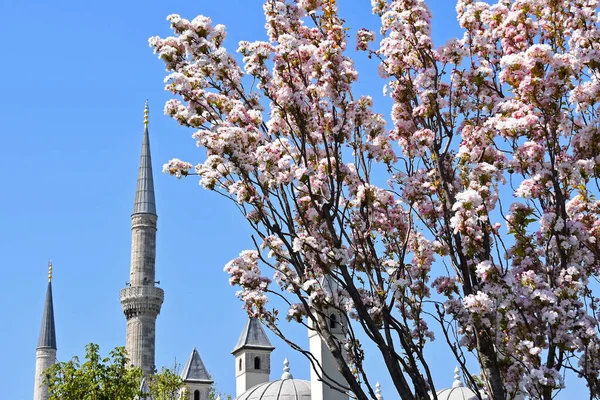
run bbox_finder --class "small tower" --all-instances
[120,101,164,375]
[232,318,275,397]
[308,276,349,400]
[180,348,213,400]
[34,261,57,400]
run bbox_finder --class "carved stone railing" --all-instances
[120,286,164,318]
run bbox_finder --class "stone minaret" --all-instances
[120,102,164,375]
[34,261,57,400]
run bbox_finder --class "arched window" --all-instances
[194,390,200,400]
[254,356,261,370]
[330,313,337,329]
[239,358,242,371]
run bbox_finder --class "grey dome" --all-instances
[236,379,311,400]
[436,387,478,400]
[237,358,311,400]
[436,367,478,400]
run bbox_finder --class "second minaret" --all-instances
[120,102,164,375]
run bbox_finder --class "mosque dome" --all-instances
[436,367,478,400]
[236,359,311,400]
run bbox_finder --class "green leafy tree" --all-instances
[151,367,187,400]
[45,343,184,400]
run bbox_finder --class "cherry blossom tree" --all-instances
[151,1,600,399]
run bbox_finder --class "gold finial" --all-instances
[144,100,149,127]
[48,260,53,282]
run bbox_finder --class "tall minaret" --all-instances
[120,101,164,375]
[34,261,57,400]
[308,277,349,400]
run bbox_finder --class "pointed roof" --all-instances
[136,378,154,400]
[133,101,156,215]
[181,348,213,383]
[232,318,275,354]
[37,263,56,350]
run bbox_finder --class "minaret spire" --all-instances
[121,101,164,375]
[133,100,156,215]
[38,261,56,350]
[34,261,57,400]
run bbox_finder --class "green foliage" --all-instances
[150,367,186,400]
[45,343,184,400]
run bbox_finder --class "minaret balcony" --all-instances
[120,286,164,318]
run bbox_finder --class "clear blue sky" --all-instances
[0,0,588,398]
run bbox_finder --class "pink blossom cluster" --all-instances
[223,250,271,316]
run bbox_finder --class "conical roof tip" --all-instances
[37,280,56,350]
[137,378,154,400]
[181,348,213,383]
[133,102,156,215]
[140,378,151,393]
[232,317,275,354]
